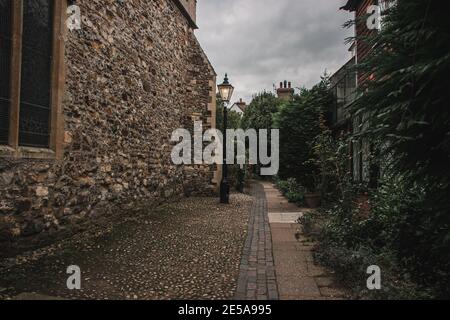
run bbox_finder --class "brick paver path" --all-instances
[235,181,348,300]
[264,182,348,300]
[234,182,278,300]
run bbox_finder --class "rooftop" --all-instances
[340,0,362,12]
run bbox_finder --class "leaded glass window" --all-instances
[0,0,12,145]
[19,0,54,148]
[0,0,64,156]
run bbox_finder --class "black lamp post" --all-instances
[218,74,234,204]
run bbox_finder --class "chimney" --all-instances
[277,80,295,102]
[237,98,247,111]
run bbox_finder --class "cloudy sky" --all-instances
[196,0,354,104]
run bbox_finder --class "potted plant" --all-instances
[305,190,321,209]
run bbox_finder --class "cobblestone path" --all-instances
[1,182,347,301]
[0,195,253,300]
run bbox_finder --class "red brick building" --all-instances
[329,0,386,183]
[335,0,395,184]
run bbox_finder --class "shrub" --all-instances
[275,178,306,205]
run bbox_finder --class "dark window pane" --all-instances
[0,0,12,145]
[19,0,53,148]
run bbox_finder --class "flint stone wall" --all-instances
[0,0,217,256]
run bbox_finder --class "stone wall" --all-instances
[0,0,217,256]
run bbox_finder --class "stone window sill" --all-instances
[0,145,56,160]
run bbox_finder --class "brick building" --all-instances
[329,0,391,183]
[0,0,218,254]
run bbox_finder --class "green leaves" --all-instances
[241,92,279,131]
[347,0,450,298]
[273,79,332,191]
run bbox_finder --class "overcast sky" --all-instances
[196,0,354,104]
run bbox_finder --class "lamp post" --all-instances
[218,74,234,204]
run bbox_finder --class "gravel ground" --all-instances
[0,193,253,300]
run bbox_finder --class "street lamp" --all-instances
[218,74,234,204]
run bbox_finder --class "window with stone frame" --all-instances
[0,0,65,157]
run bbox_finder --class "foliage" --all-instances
[302,124,445,298]
[241,92,281,176]
[273,77,333,192]
[275,178,306,205]
[313,237,434,300]
[241,92,279,131]
[303,175,435,299]
[311,119,365,205]
[349,0,450,298]
[302,0,450,299]
[216,94,242,130]
[353,1,450,185]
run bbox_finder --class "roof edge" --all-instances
[340,0,361,12]
[171,0,198,30]
[192,36,217,77]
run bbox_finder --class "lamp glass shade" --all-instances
[218,75,234,103]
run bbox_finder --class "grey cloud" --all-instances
[196,0,353,102]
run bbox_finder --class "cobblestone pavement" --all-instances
[0,182,348,301]
[234,182,278,300]
[263,182,350,300]
[0,194,253,300]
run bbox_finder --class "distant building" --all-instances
[276,81,294,102]
[229,99,247,115]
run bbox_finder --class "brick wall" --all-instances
[355,0,377,84]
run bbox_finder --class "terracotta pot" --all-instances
[305,193,321,209]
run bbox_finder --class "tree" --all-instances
[241,92,279,131]
[273,77,333,191]
[240,92,281,177]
